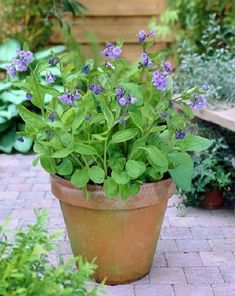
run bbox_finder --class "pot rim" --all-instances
[50,174,176,210]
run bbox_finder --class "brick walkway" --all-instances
[0,154,235,296]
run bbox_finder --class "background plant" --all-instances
[0,210,100,296]
[0,0,87,51]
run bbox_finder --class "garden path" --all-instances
[0,154,235,296]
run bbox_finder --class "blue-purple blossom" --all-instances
[163,61,173,73]
[13,58,28,72]
[118,97,127,106]
[59,92,74,105]
[104,61,113,69]
[49,113,56,122]
[101,43,122,60]
[141,52,153,67]
[89,84,104,95]
[25,93,32,100]
[152,71,167,91]
[7,64,17,77]
[175,131,186,140]
[74,89,81,99]
[16,49,33,64]
[45,71,56,84]
[119,118,126,125]
[201,84,208,91]
[17,136,24,142]
[168,101,173,109]
[190,94,207,111]
[82,64,90,73]
[48,58,59,67]
[160,112,168,119]
[137,29,156,43]
[115,88,125,99]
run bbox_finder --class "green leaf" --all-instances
[140,146,168,172]
[101,104,114,130]
[104,177,119,197]
[109,128,138,144]
[88,166,105,184]
[34,45,65,60]
[13,137,32,153]
[72,113,85,133]
[61,108,75,125]
[111,171,130,184]
[32,155,40,167]
[126,160,146,179]
[0,39,20,62]
[51,148,73,158]
[71,168,89,188]
[0,129,15,153]
[168,152,193,192]
[108,156,126,173]
[119,182,140,199]
[56,159,73,176]
[17,105,47,129]
[177,135,212,152]
[40,154,56,174]
[74,143,97,155]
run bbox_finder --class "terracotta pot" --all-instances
[202,191,224,210]
[50,175,175,285]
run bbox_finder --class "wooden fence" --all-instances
[51,0,171,60]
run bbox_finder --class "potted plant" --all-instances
[7,31,211,284]
[181,137,232,209]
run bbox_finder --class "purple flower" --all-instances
[130,96,137,104]
[118,97,127,106]
[48,58,59,67]
[115,88,125,100]
[175,131,186,140]
[101,43,122,60]
[16,49,33,64]
[141,52,153,67]
[25,93,32,100]
[152,71,167,91]
[13,58,28,72]
[138,29,156,43]
[59,92,74,105]
[119,118,126,125]
[82,64,90,73]
[190,94,207,111]
[48,113,56,122]
[160,112,168,119]
[74,89,81,99]
[104,61,113,68]
[163,61,173,73]
[201,84,208,91]
[45,71,56,84]
[7,64,17,77]
[89,84,104,95]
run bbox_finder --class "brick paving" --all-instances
[0,153,235,296]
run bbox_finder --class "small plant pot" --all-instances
[202,191,224,210]
[50,175,175,285]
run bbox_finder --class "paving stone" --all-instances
[0,177,25,185]
[152,253,167,267]
[220,267,235,283]
[212,283,235,296]
[185,267,224,284]
[198,216,235,227]
[0,200,24,209]
[0,218,19,229]
[174,284,213,296]
[191,227,224,239]
[25,176,49,184]
[24,199,53,208]
[103,285,135,296]
[177,239,211,252]
[7,183,32,192]
[168,216,199,227]
[161,227,192,239]
[31,183,51,191]
[200,252,235,267]
[0,184,6,190]
[221,227,235,238]
[166,252,203,267]
[210,238,235,252]
[18,191,45,199]
[135,284,174,296]
[157,239,178,252]
[212,209,235,217]
[11,208,35,219]
[149,268,186,284]
[133,275,149,284]
[0,208,12,219]
[0,191,19,200]
[167,195,181,207]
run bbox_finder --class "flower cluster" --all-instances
[89,84,104,95]
[190,94,207,110]
[115,88,136,106]
[7,49,33,77]
[59,89,81,105]
[141,53,153,67]
[137,29,155,43]
[152,61,173,91]
[45,71,56,84]
[101,43,122,60]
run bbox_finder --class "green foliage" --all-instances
[14,37,211,199]
[0,210,100,296]
[153,0,234,55]
[181,122,235,207]
[0,0,87,50]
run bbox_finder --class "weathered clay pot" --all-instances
[202,191,224,210]
[50,175,175,285]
